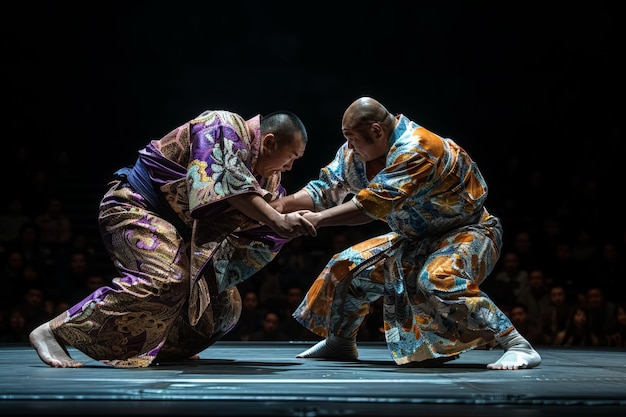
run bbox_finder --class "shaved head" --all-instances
[342,97,394,134]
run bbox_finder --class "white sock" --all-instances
[296,335,358,360]
[487,329,541,370]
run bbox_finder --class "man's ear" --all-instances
[371,123,384,140]
[263,133,276,150]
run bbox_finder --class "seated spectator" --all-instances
[483,251,528,310]
[540,284,571,345]
[275,236,317,291]
[7,222,53,272]
[544,241,585,300]
[553,304,603,347]
[222,290,264,342]
[593,241,625,303]
[249,310,289,341]
[0,249,24,312]
[54,249,93,299]
[69,272,107,305]
[508,303,547,346]
[279,285,320,341]
[34,196,72,254]
[0,308,30,343]
[510,230,541,272]
[584,286,618,341]
[516,268,551,326]
[606,302,626,348]
[256,262,284,308]
[15,285,53,335]
[0,197,32,249]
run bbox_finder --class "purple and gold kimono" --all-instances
[293,114,513,365]
[50,110,289,367]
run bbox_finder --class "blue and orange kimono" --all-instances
[293,114,514,365]
[50,110,289,367]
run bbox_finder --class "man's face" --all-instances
[263,313,280,332]
[243,293,258,310]
[586,288,603,309]
[550,287,565,305]
[256,134,306,177]
[510,307,527,325]
[342,127,387,162]
[286,288,303,307]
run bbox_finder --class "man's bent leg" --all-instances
[294,234,394,360]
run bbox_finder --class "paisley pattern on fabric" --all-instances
[50,111,285,367]
[294,115,512,364]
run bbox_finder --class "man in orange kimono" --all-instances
[273,97,541,370]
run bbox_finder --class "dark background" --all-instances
[2,0,624,241]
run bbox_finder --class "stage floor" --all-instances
[1,341,625,417]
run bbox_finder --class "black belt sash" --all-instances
[114,158,190,238]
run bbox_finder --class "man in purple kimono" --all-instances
[273,97,541,370]
[30,109,315,368]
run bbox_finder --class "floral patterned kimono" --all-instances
[293,114,513,365]
[50,111,289,367]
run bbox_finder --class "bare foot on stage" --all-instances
[29,323,84,368]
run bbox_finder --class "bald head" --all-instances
[341,97,396,162]
[342,97,395,138]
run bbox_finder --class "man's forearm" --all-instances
[310,200,374,228]
[228,193,281,225]
[271,189,315,213]
[227,192,316,238]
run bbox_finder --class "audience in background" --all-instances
[508,303,547,347]
[485,251,528,311]
[222,290,265,342]
[606,302,626,348]
[584,286,618,341]
[539,284,571,345]
[1,135,624,348]
[516,268,551,325]
[552,304,603,347]
[248,310,290,342]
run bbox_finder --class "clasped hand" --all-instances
[278,211,317,238]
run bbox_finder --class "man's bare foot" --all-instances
[29,323,83,368]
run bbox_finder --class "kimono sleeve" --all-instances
[186,111,264,218]
[304,143,368,211]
